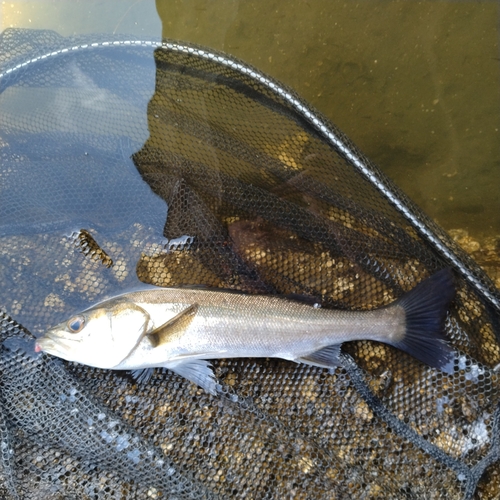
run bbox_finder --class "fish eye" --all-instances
[67,315,85,333]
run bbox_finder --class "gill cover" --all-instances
[100,300,152,367]
[41,299,151,369]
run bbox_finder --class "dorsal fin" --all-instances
[284,293,322,307]
[148,304,199,348]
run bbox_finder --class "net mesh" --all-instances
[0,28,499,499]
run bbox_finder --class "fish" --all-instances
[35,269,456,395]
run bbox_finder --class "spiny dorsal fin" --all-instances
[296,344,342,369]
[148,304,199,348]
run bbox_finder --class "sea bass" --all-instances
[35,269,455,394]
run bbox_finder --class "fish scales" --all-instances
[36,269,456,395]
[121,288,404,360]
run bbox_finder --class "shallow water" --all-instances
[1,0,499,239]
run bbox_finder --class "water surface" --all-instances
[1,0,499,238]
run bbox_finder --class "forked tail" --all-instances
[390,268,456,373]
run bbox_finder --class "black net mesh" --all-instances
[1,28,499,499]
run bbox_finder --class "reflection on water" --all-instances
[1,2,499,238]
[0,38,169,336]
[154,1,500,240]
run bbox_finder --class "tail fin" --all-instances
[390,268,456,374]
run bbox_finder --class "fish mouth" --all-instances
[35,332,77,359]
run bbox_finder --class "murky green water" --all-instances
[1,0,499,239]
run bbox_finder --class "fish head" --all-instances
[35,299,150,368]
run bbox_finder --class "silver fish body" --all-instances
[36,269,456,394]
[118,289,403,362]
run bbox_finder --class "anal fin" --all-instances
[297,344,342,369]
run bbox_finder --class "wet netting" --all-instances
[0,28,499,499]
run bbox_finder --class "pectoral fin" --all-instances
[148,304,199,348]
[296,344,342,369]
[165,360,218,395]
[130,368,155,384]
